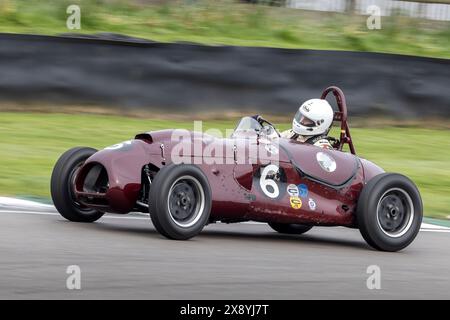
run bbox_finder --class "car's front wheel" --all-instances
[357,173,423,252]
[149,163,212,240]
[51,147,104,222]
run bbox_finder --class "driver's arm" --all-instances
[313,138,333,149]
[280,129,295,139]
[309,135,340,149]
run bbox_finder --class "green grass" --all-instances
[0,112,449,219]
[0,0,449,58]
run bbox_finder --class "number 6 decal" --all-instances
[260,164,280,199]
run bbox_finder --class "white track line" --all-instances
[0,210,149,220]
[421,223,450,230]
[0,197,54,209]
[420,229,450,233]
[0,209,449,233]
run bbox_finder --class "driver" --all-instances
[281,99,335,149]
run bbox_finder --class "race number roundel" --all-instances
[259,164,280,199]
[316,151,337,173]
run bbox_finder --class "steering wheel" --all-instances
[254,115,280,138]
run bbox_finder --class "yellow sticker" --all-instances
[290,196,302,210]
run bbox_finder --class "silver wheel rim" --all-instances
[376,188,414,238]
[167,175,205,228]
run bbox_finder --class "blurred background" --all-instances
[0,0,449,219]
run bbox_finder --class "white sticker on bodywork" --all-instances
[286,184,299,197]
[316,152,337,173]
[308,198,317,211]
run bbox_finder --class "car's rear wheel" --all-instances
[357,173,422,252]
[149,163,212,240]
[51,147,104,222]
[268,223,312,235]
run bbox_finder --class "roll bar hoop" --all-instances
[320,86,356,155]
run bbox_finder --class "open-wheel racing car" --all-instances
[51,86,423,251]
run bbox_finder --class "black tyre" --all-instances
[51,147,104,222]
[357,173,423,252]
[268,222,312,235]
[149,163,212,240]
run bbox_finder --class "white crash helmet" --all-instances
[292,99,334,136]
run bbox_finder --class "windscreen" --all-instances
[231,117,262,138]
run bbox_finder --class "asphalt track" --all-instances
[0,204,449,299]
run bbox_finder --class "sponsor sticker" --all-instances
[286,184,299,197]
[308,198,317,211]
[316,151,337,172]
[298,184,308,198]
[290,196,302,209]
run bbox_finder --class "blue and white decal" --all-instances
[298,184,308,198]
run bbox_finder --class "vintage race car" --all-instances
[51,87,423,251]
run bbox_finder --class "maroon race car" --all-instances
[51,87,423,251]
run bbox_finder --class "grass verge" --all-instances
[0,0,449,58]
